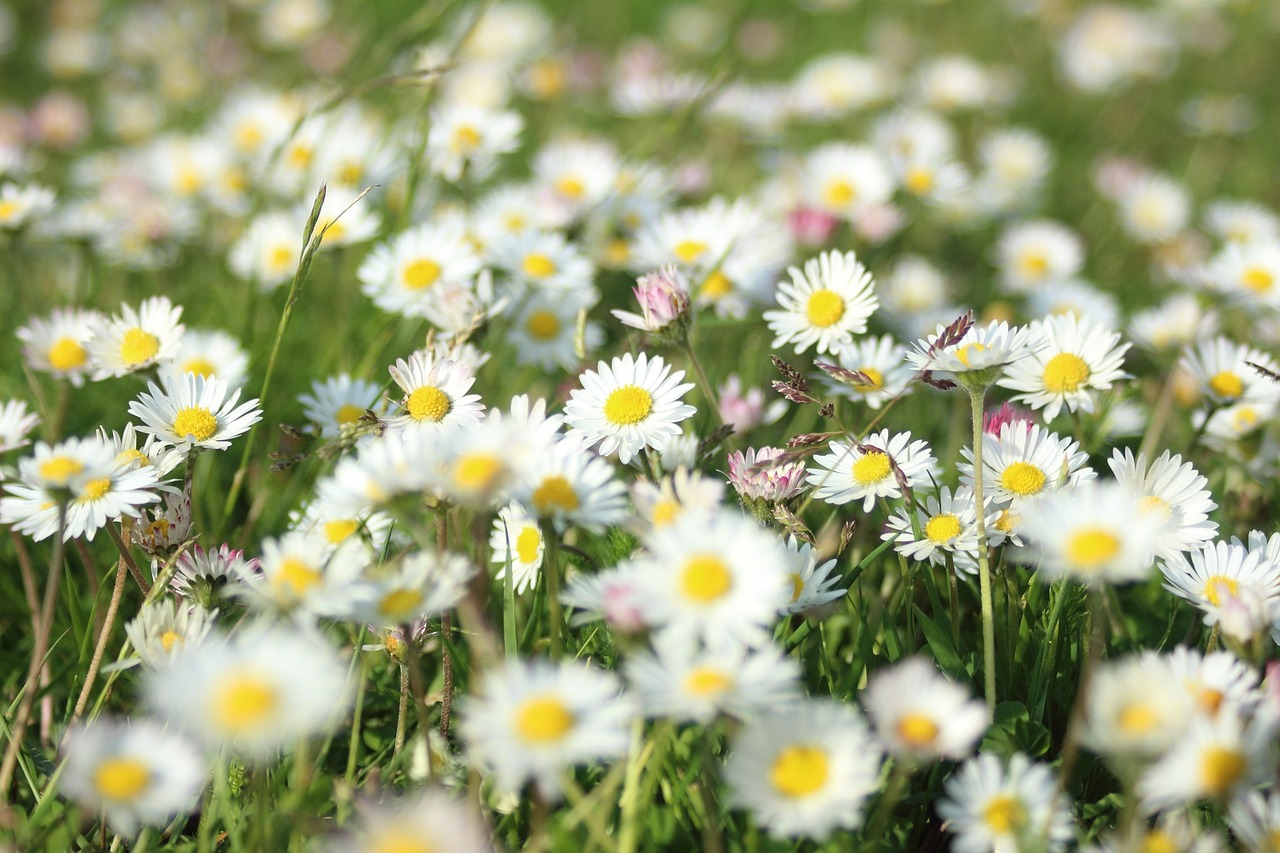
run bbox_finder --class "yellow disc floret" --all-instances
[602,385,653,426]
[805,289,846,328]
[681,555,733,603]
[1065,527,1121,572]
[120,328,160,366]
[93,757,151,801]
[407,386,450,422]
[1000,462,1046,497]
[173,407,219,442]
[851,451,891,486]
[515,695,575,744]
[1042,353,1091,394]
[769,746,830,798]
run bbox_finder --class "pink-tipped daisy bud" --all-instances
[788,207,839,248]
[612,266,691,334]
[727,447,807,503]
[983,402,1034,436]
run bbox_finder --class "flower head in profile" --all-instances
[727,446,806,504]
[906,316,1038,388]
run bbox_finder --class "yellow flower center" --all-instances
[177,354,216,378]
[1197,687,1225,716]
[1200,746,1245,797]
[115,448,148,468]
[173,407,219,442]
[805,289,846,328]
[769,746,829,798]
[897,713,940,746]
[994,510,1017,533]
[1018,251,1049,279]
[269,245,295,270]
[556,176,585,199]
[48,337,87,371]
[684,667,733,697]
[1243,266,1274,293]
[1234,406,1260,431]
[1209,370,1244,400]
[852,451,891,486]
[1118,703,1159,734]
[452,124,481,151]
[287,144,312,170]
[0,199,17,221]
[1042,353,1091,394]
[1141,831,1178,853]
[160,630,182,653]
[604,238,630,266]
[369,828,438,853]
[651,499,681,527]
[1000,462,1046,497]
[525,310,561,340]
[532,475,580,513]
[1203,574,1240,607]
[335,404,365,426]
[674,240,708,263]
[954,342,987,366]
[324,519,360,544]
[788,572,805,603]
[234,123,264,151]
[701,271,732,298]
[406,386,450,422]
[853,367,884,392]
[1139,494,1172,520]
[403,259,441,290]
[79,477,112,502]
[905,167,934,195]
[337,163,362,185]
[982,794,1027,834]
[515,695,575,744]
[214,673,280,733]
[925,514,961,544]
[522,253,557,278]
[602,385,653,426]
[823,179,855,207]
[39,455,84,485]
[274,557,322,597]
[453,453,503,492]
[379,588,425,620]
[515,526,541,564]
[681,555,733,603]
[92,757,151,801]
[120,328,160,366]
[1065,528,1121,571]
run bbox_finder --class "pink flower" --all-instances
[788,207,838,247]
[983,402,1034,437]
[612,266,690,332]
[727,447,806,502]
[851,202,905,245]
[718,375,785,435]
[602,577,647,635]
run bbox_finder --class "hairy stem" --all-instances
[968,387,997,711]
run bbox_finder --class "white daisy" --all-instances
[297,373,384,439]
[346,550,473,627]
[87,296,185,380]
[228,210,300,291]
[938,753,1073,853]
[458,658,635,799]
[1202,240,1280,307]
[1159,646,1262,721]
[490,502,544,595]
[905,319,1039,380]
[1205,200,1280,247]
[1228,791,1280,853]
[781,536,847,614]
[508,288,602,372]
[516,436,629,533]
[863,657,989,762]
[798,142,894,219]
[426,103,523,182]
[995,219,1084,293]
[0,182,54,228]
[725,698,884,840]
[1083,653,1196,760]
[16,307,102,387]
[1018,481,1162,585]
[633,508,791,649]
[0,399,40,455]
[325,791,493,853]
[531,136,621,224]
[1138,712,1272,808]
[315,430,438,517]
[123,599,219,670]
[491,229,596,294]
[960,422,1094,508]
[763,250,878,356]
[60,717,206,835]
[1107,449,1217,561]
[158,328,250,391]
[884,486,985,572]
[384,350,484,434]
[170,544,254,606]
[1181,337,1280,407]
[805,429,937,511]
[998,313,1130,420]
[1024,281,1120,338]
[62,451,162,541]
[625,636,800,724]
[357,223,482,318]
[145,622,352,760]
[563,352,696,465]
[629,468,726,533]
[816,334,914,409]
[1118,173,1191,243]
[1159,540,1280,631]
[236,531,370,621]
[129,374,262,453]
[1128,293,1217,355]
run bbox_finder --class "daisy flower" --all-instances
[805,429,937,511]
[863,657,989,762]
[1205,200,1280,246]
[347,550,473,627]
[310,187,381,251]
[289,499,393,555]
[816,334,914,409]
[236,532,370,620]
[426,103,523,182]
[170,543,254,605]
[490,502,544,595]
[458,658,635,799]
[1026,281,1120,331]
[1118,173,1191,244]
[1083,653,1195,760]
[13,435,117,496]
[123,599,219,670]
[1228,791,1280,853]
[626,636,800,725]
[1202,240,1280,307]
[159,328,250,391]
[431,417,532,508]
[531,136,621,224]
[357,223,482,318]
[1018,481,1162,585]
[1107,449,1217,561]
[884,486,984,572]
[798,142,894,219]
[1138,712,1271,808]
[725,699,884,840]
[316,430,438,517]
[995,219,1084,292]
[1181,336,1280,407]
[87,296,185,380]
[1159,646,1261,721]
[516,436,629,532]
[960,422,1094,508]
[1159,540,1280,631]
[998,314,1130,420]
[0,182,54,228]
[384,350,484,434]
[726,446,807,504]
[60,717,206,835]
[938,753,1073,853]
[781,536,847,614]
[763,250,878,356]
[0,399,40,455]
[129,374,262,453]
[629,468,725,533]
[228,210,300,291]
[325,791,492,853]
[560,563,649,634]
[63,452,162,542]
[297,374,384,439]
[145,622,352,759]
[492,229,596,294]
[564,352,696,465]
[905,319,1039,381]
[633,508,791,649]
[16,307,102,386]
[508,288,602,372]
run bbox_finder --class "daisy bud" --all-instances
[788,206,839,248]
[612,266,691,337]
[727,447,806,509]
[983,402,1034,437]
[601,577,648,636]
[718,375,765,433]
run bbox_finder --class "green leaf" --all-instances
[913,604,966,681]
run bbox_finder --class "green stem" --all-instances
[968,387,998,711]
[682,339,724,427]
[616,718,647,853]
[697,737,724,853]
[865,760,910,843]
[543,523,564,660]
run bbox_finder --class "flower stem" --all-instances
[682,340,724,427]
[616,718,647,853]
[967,386,998,711]
[68,544,130,728]
[543,522,564,660]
